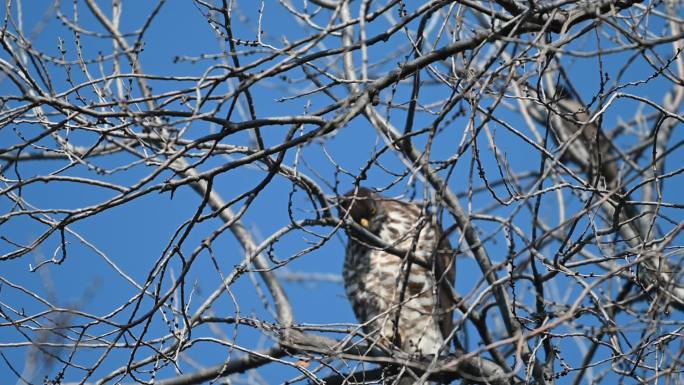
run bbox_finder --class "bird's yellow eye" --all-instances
[370,207,376,215]
[360,218,370,228]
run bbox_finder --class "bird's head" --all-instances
[337,187,383,234]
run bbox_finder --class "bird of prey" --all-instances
[338,187,456,357]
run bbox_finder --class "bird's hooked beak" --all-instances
[330,191,376,231]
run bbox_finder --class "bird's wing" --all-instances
[435,231,456,342]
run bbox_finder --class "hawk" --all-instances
[339,187,456,357]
